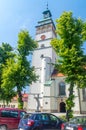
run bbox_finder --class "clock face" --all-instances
[40,35,46,40]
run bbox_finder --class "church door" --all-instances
[59,102,66,113]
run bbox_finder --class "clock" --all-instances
[40,35,46,40]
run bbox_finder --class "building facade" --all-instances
[28,8,86,114]
[0,93,28,111]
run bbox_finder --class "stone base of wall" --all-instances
[27,109,86,116]
[28,109,60,113]
[80,111,86,114]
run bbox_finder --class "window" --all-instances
[10,110,18,118]
[1,110,10,117]
[20,111,26,118]
[40,54,44,58]
[82,88,86,101]
[49,114,59,122]
[41,44,45,48]
[35,114,42,120]
[59,82,66,96]
[41,114,49,121]
[1,110,18,118]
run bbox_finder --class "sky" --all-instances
[0,0,86,48]
[0,0,86,92]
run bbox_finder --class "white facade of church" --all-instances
[28,8,86,114]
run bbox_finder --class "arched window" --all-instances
[59,82,66,96]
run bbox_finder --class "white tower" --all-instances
[28,8,57,112]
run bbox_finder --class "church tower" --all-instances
[35,8,56,48]
[28,7,57,112]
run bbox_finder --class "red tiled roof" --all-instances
[52,73,64,77]
[22,93,28,98]
[51,69,64,77]
[12,93,28,102]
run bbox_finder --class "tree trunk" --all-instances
[17,87,23,109]
[66,82,75,121]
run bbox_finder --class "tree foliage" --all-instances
[0,43,16,104]
[1,30,38,108]
[51,12,86,120]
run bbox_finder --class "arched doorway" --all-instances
[59,102,66,113]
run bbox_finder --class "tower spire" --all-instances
[42,3,52,19]
[46,2,48,10]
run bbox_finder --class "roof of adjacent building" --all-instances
[12,93,28,102]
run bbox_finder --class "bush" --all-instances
[59,115,67,121]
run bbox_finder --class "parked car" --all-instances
[18,112,64,130]
[61,116,86,130]
[0,107,26,130]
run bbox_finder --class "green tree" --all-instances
[1,30,38,109]
[0,43,16,104]
[51,12,86,121]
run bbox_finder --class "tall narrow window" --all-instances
[59,82,66,96]
[83,88,86,101]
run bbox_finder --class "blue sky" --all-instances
[0,0,86,49]
[0,0,86,92]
